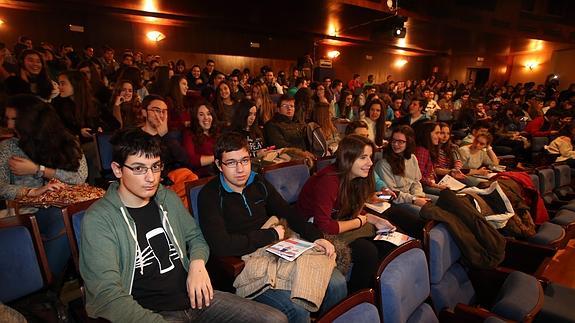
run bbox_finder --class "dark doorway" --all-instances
[466,68,490,88]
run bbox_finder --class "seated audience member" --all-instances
[524,107,561,138]
[186,64,204,92]
[298,135,405,292]
[116,66,149,101]
[424,89,441,119]
[230,99,265,157]
[294,87,314,123]
[392,99,429,128]
[264,94,313,157]
[111,79,141,128]
[166,74,192,135]
[344,120,370,138]
[312,83,329,105]
[460,120,491,146]
[307,101,340,157]
[53,70,107,184]
[361,98,387,147]
[80,128,286,322]
[251,81,275,125]
[335,90,353,120]
[458,133,499,175]
[140,94,197,190]
[263,69,283,95]
[545,123,575,167]
[436,123,476,186]
[182,102,219,177]
[198,132,346,322]
[0,95,87,276]
[414,122,448,195]
[5,49,57,101]
[374,125,431,225]
[214,80,238,128]
[77,60,113,108]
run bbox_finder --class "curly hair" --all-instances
[15,96,82,171]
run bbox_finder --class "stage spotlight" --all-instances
[392,16,407,38]
[393,25,406,38]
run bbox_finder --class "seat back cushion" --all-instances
[264,164,309,204]
[538,168,556,203]
[429,224,475,312]
[491,271,541,321]
[380,248,431,323]
[430,262,476,312]
[72,210,87,249]
[0,227,44,302]
[333,302,380,323]
[407,303,439,323]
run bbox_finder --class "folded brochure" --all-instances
[266,238,315,261]
[374,231,414,246]
[437,174,466,191]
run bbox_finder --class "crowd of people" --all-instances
[1,36,575,322]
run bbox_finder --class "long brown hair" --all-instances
[438,122,456,162]
[414,121,440,163]
[334,135,375,219]
[312,102,336,139]
[365,99,387,146]
[251,81,275,124]
[383,125,416,176]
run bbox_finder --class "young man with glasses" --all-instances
[140,94,194,182]
[80,128,286,322]
[198,131,347,323]
[264,95,316,164]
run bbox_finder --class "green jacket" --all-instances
[79,182,209,322]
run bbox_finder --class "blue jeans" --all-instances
[36,207,71,276]
[159,290,287,323]
[253,269,347,323]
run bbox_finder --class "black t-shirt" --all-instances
[128,201,190,311]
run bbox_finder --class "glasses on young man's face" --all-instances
[280,104,294,109]
[123,162,163,175]
[148,107,168,114]
[220,157,250,168]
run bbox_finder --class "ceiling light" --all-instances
[327,50,340,59]
[146,31,166,42]
[395,58,408,68]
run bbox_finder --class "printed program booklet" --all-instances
[266,238,315,261]
[437,174,466,191]
[374,231,414,246]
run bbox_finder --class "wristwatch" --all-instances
[35,165,46,178]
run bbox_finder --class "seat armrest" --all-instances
[453,303,504,323]
[212,256,245,277]
[502,238,556,276]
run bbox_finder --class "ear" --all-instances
[111,162,123,179]
[215,160,223,173]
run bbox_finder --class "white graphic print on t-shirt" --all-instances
[135,227,180,274]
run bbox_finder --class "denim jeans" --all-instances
[253,269,347,323]
[159,290,287,323]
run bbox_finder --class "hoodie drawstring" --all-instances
[120,207,145,275]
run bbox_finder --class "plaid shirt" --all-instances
[414,146,436,187]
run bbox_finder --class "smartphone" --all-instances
[377,194,393,201]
